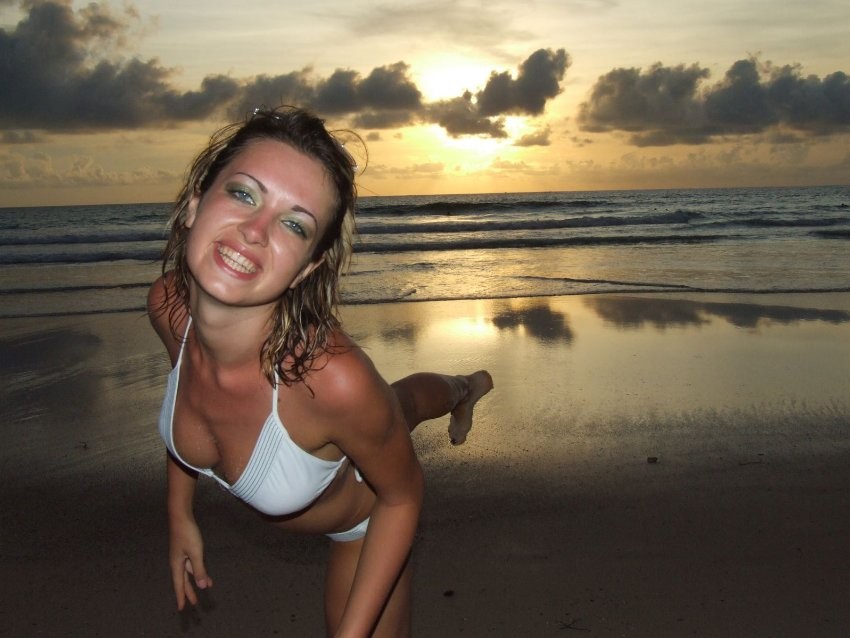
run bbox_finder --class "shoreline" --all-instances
[5,285,850,322]
[2,292,849,636]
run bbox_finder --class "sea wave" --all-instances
[357,233,728,253]
[357,210,703,235]
[0,282,150,295]
[0,247,161,265]
[0,229,166,246]
[812,229,850,238]
[358,197,616,216]
[0,233,735,265]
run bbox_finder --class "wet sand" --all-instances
[2,293,850,636]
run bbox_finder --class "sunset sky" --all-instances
[2,0,849,206]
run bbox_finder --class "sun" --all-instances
[414,55,495,101]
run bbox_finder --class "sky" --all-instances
[1,0,849,206]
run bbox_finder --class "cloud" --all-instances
[356,62,424,110]
[352,110,418,130]
[0,148,176,188]
[365,161,445,180]
[426,92,507,138]
[230,63,422,129]
[490,157,558,176]
[225,69,315,119]
[0,2,566,143]
[577,63,711,144]
[297,62,423,115]
[477,48,570,116]
[345,0,534,53]
[578,57,850,145]
[0,0,237,130]
[422,49,569,138]
[2,130,44,144]
[514,125,552,147]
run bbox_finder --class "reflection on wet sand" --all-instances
[491,299,574,343]
[585,295,850,329]
[379,323,418,343]
[0,329,102,425]
[0,329,101,374]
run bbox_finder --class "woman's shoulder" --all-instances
[308,329,393,419]
[147,271,188,362]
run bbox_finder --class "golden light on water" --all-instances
[437,315,500,340]
[417,300,501,343]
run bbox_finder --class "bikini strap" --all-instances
[271,369,280,419]
[176,316,192,365]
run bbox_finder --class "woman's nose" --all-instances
[237,211,269,245]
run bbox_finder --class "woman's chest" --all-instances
[171,374,270,481]
[171,372,334,481]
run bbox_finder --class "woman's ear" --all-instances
[289,254,326,289]
[184,194,200,228]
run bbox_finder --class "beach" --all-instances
[2,292,849,636]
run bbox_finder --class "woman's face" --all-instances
[184,139,336,309]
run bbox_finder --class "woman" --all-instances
[148,106,493,637]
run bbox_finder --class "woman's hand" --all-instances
[168,515,213,610]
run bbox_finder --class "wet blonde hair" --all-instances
[160,106,361,385]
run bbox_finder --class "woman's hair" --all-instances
[160,106,362,386]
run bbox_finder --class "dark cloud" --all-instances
[420,49,569,138]
[231,63,422,129]
[313,69,361,113]
[762,65,850,134]
[357,63,422,110]
[426,92,507,138]
[0,0,235,129]
[477,48,570,116]
[307,63,422,115]
[352,110,417,130]
[703,59,777,134]
[578,57,850,145]
[0,2,565,142]
[577,63,711,145]
[227,69,317,118]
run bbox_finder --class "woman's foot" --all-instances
[448,371,493,445]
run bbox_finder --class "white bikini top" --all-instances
[157,320,347,516]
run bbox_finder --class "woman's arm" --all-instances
[337,437,423,637]
[148,275,210,609]
[317,347,425,637]
[166,452,213,610]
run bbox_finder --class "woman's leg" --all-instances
[391,370,493,444]
[325,537,413,638]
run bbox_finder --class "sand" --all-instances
[2,293,849,637]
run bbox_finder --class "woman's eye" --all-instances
[282,219,306,237]
[229,188,255,205]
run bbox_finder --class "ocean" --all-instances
[1,185,849,318]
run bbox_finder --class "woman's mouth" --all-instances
[217,244,258,274]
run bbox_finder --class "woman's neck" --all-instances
[188,287,275,370]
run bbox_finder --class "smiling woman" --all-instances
[146,105,493,637]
